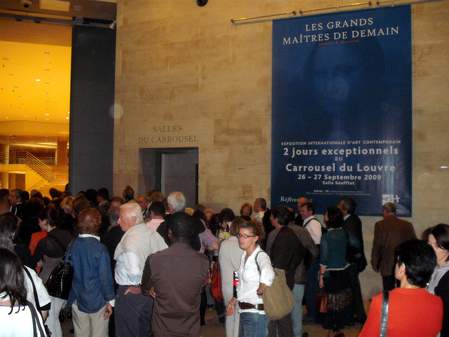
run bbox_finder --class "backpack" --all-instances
[255,251,294,320]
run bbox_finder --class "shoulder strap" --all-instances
[29,302,38,337]
[27,301,46,337]
[380,290,389,337]
[303,217,315,227]
[64,239,74,263]
[304,217,324,229]
[23,267,40,310]
[254,251,262,274]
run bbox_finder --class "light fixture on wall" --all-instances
[197,0,208,7]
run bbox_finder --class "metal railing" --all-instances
[24,152,55,182]
[12,151,55,166]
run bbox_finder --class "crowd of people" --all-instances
[0,186,447,337]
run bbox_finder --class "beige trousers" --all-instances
[72,303,109,337]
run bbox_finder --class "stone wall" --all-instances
[114,0,449,297]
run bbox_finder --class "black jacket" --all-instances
[269,226,305,289]
[34,228,73,261]
[343,214,367,272]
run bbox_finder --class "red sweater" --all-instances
[359,288,443,337]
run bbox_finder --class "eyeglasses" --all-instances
[237,233,256,239]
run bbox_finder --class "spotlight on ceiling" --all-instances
[197,0,208,7]
[20,0,33,9]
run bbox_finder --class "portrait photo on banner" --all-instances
[271,6,412,216]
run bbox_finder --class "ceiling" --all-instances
[0,0,116,138]
[0,18,71,128]
[0,0,116,22]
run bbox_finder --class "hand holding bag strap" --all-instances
[380,290,389,337]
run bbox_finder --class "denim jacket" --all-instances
[320,228,350,271]
[68,235,115,313]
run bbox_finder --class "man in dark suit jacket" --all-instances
[338,197,367,323]
[371,202,416,291]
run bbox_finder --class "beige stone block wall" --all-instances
[114,0,449,297]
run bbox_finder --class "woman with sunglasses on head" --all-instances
[359,239,442,337]
[227,221,274,337]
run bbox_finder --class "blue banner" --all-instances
[271,6,412,216]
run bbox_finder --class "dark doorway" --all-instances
[139,148,199,207]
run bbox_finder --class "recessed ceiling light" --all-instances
[441,165,448,169]
[35,78,41,82]
[65,116,69,120]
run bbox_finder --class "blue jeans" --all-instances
[239,312,268,337]
[292,284,305,337]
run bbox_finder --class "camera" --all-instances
[20,0,33,9]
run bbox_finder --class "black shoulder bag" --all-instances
[380,290,389,337]
[45,239,74,300]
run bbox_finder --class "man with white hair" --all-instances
[157,191,205,251]
[156,192,186,246]
[166,191,186,213]
[114,202,168,337]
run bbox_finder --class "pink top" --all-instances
[146,218,164,231]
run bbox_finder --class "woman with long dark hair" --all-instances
[0,248,46,336]
[319,207,352,337]
[0,213,51,320]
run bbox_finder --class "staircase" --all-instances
[0,151,68,195]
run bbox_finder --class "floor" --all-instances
[62,307,363,337]
[200,308,363,337]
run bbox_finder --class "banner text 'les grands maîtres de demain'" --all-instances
[271,6,411,215]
